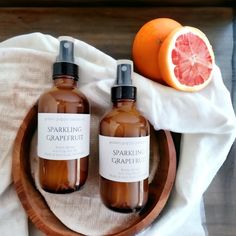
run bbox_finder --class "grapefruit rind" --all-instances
[159,26,215,92]
[132,18,182,82]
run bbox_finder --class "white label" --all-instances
[99,135,150,182]
[38,113,90,160]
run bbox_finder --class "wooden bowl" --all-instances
[12,104,176,236]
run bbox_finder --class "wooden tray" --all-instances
[12,104,176,236]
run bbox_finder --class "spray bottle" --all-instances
[38,37,90,193]
[99,60,150,212]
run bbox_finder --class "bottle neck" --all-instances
[112,99,136,109]
[53,75,78,89]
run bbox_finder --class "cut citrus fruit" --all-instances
[132,18,182,82]
[159,26,215,92]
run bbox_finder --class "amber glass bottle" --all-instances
[37,39,90,193]
[99,60,150,212]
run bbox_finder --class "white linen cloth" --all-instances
[0,33,235,236]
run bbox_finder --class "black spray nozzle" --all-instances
[57,40,75,63]
[53,37,78,80]
[112,60,136,101]
[116,60,132,86]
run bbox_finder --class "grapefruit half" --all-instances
[159,26,215,92]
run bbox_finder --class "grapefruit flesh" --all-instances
[159,26,215,91]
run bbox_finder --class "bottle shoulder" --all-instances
[38,87,90,113]
[100,106,150,137]
[39,86,88,100]
[101,106,147,122]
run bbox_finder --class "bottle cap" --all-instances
[53,37,78,80]
[111,60,136,102]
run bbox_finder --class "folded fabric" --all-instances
[0,33,235,236]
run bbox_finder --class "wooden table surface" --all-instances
[0,7,235,236]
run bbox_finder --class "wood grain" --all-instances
[204,143,236,236]
[0,0,234,7]
[12,104,176,235]
[0,7,233,91]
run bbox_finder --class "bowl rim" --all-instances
[12,104,176,236]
